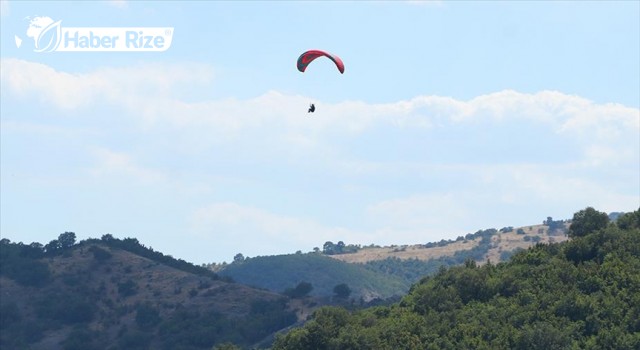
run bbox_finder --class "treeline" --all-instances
[322,241,361,255]
[0,238,52,287]
[322,228,498,254]
[89,234,219,280]
[0,233,219,285]
[327,220,563,256]
[422,228,497,249]
[273,208,640,349]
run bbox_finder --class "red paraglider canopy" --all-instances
[297,50,345,74]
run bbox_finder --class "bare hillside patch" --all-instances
[328,223,569,264]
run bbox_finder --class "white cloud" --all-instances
[4,60,637,177]
[4,60,636,187]
[505,163,639,214]
[0,120,92,137]
[189,202,357,258]
[3,59,637,138]
[89,148,166,185]
[0,58,213,112]
[1,60,90,110]
[366,193,471,243]
[558,101,639,140]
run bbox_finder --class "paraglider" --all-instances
[297,49,344,113]
[297,50,345,74]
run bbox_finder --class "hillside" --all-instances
[0,235,296,350]
[329,223,569,264]
[219,253,408,301]
[0,212,625,349]
[273,208,640,349]
[218,221,570,303]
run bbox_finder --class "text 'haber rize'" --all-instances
[63,30,166,49]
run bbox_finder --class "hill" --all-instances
[219,253,408,301]
[272,208,640,349]
[328,222,569,264]
[0,235,296,350]
[218,221,570,303]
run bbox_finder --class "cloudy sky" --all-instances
[1,1,638,264]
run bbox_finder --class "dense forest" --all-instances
[273,208,640,350]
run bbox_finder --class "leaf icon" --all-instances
[35,20,62,53]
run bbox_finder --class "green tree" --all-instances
[323,241,336,255]
[44,239,61,254]
[616,209,640,230]
[516,322,571,350]
[284,281,313,298]
[101,233,114,242]
[569,207,609,238]
[58,232,76,249]
[336,241,345,253]
[333,283,351,299]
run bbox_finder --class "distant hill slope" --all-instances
[219,253,408,300]
[0,236,296,350]
[329,223,569,264]
[218,223,570,302]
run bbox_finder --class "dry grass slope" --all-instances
[329,224,569,264]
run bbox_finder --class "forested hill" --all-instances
[219,253,408,300]
[0,235,297,350]
[216,220,571,301]
[273,208,640,350]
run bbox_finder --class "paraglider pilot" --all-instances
[308,103,315,113]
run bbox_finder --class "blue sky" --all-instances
[1,1,639,264]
